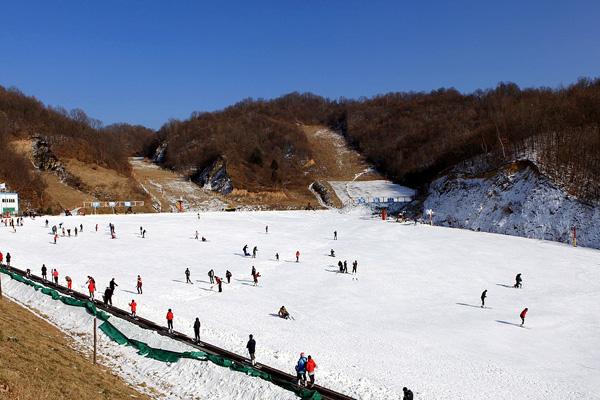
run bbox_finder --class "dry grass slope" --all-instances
[0,297,151,400]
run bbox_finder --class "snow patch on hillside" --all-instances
[424,160,600,249]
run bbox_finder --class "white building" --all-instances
[0,192,19,216]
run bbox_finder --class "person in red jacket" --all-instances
[65,276,72,291]
[136,275,143,294]
[295,250,300,262]
[129,300,137,317]
[520,307,528,326]
[166,309,174,333]
[0,252,3,264]
[87,276,96,300]
[52,268,59,285]
[306,355,317,387]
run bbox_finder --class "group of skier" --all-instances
[479,273,528,326]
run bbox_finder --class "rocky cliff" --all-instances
[191,156,233,195]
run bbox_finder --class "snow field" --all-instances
[1,210,599,399]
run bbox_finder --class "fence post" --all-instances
[93,317,97,364]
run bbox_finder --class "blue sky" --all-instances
[1,1,598,129]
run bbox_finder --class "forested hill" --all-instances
[2,78,599,212]
[150,79,600,203]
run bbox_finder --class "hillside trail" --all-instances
[301,125,382,207]
[129,158,228,212]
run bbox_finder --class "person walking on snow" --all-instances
[520,307,528,326]
[41,264,47,281]
[246,334,256,366]
[295,250,300,262]
[87,276,96,300]
[208,269,215,284]
[52,268,59,285]
[295,353,308,386]
[129,299,137,317]
[193,317,201,342]
[109,278,118,292]
[53,234,58,244]
[195,230,199,240]
[265,225,268,234]
[252,246,258,258]
[352,260,358,274]
[5,252,10,266]
[136,275,143,294]
[185,268,192,284]
[215,276,223,292]
[343,260,348,273]
[481,290,487,308]
[275,252,279,261]
[306,355,317,388]
[103,287,113,306]
[166,309,174,333]
[334,230,337,240]
[142,229,146,238]
[243,244,249,256]
[65,276,72,291]
[514,273,522,288]
[226,270,232,284]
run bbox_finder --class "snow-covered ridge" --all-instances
[423,158,600,249]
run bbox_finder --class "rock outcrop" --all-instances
[152,142,168,163]
[191,156,233,195]
[421,157,600,249]
[31,137,84,190]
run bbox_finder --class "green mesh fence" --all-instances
[1,267,322,400]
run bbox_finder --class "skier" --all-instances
[252,246,258,258]
[251,265,256,277]
[52,268,59,285]
[65,276,72,291]
[295,250,300,262]
[208,269,215,284]
[520,307,528,326]
[215,276,223,292]
[80,223,83,232]
[243,244,249,256]
[129,299,137,317]
[95,223,98,232]
[139,226,143,235]
[225,270,232,284]
[330,249,335,257]
[142,229,146,238]
[275,252,279,261]
[5,252,11,266]
[334,230,337,240]
[195,230,199,240]
[41,264,47,281]
[352,260,358,274]
[109,278,118,292]
[265,225,268,234]
[103,287,113,306]
[185,268,192,284]
[87,276,96,300]
[253,271,261,286]
[278,306,290,319]
[193,317,201,342]
[295,352,308,386]
[246,334,256,366]
[306,355,317,388]
[136,275,143,294]
[403,387,414,400]
[514,273,523,288]
[481,290,487,308]
[74,227,78,236]
[166,309,174,333]
[53,233,58,244]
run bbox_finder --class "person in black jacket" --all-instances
[193,317,201,342]
[481,289,487,308]
[225,270,232,284]
[246,334,256,366]
[109,278,118,292]
[208,269,215,284]
[185,268,192,284]
[103,287,113,306]
[403,387,414,400]
[41,264,47,281]
[514,273,522,288]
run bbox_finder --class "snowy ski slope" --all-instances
[1,210,599,399]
